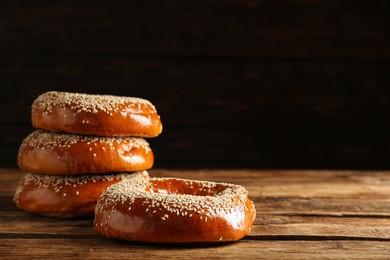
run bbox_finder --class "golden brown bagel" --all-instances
[13,171,149,218]
[31,91,162,137]
[94,175,256,243]
[17,130,154,175]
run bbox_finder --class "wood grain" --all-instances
[0,0,389,169]
[1,239,390,259]
[1,53,390,128]
[1,169,390,259]
[3,126,390,169]
[1,52,389,167]
[0,0,389,59]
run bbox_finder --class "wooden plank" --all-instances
[1,50,390,169]
[4,169,390,184]
[1,239,389,259]
[2,208,390,240]
[3,188,390,216]
[0,0,388,59]
[0,0,389,171]
[1,169,390,240]
[3,126,390,169]
[3,194,390,217]
[152,169,390,199]
[3,169,390,195]
[1,54,390,128]
[4,168,390,215]
[2,169,390,258]
[253,215,390,239]
[150,129,390,169]
[0,211,96,236]
[250,182,390,199]
[255,198,390,216]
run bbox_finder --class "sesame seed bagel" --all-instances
[13,171,149,218]
[17,130,154,175]
[94,175,256,243]
[31,91,162,137]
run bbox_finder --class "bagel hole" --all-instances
[151,179,227,196]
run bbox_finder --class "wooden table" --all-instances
[1,168,390,259]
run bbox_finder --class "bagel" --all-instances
[13,171,149,218]
[94,175,256,243]
[31,91,162,137]
[17,130,153,175]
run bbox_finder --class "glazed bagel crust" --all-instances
[94,176,256,243]
[13,171,148,218]
[17,130,154,175]
[31,91,162,137]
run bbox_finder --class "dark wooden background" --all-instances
[1,0,389,169]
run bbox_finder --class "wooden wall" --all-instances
[1,0,390,169]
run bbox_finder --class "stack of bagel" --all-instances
[13,91,257,243]
[13,91,162,218]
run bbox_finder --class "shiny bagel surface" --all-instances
[31,91,162,137]
[94,175,256,243]
[13,171,149,218]
[17,130,153,175]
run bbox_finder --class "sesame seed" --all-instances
[95,173,252,233]
[32,91,157,116]
[18,172,134,197]
[19,130,151,156]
